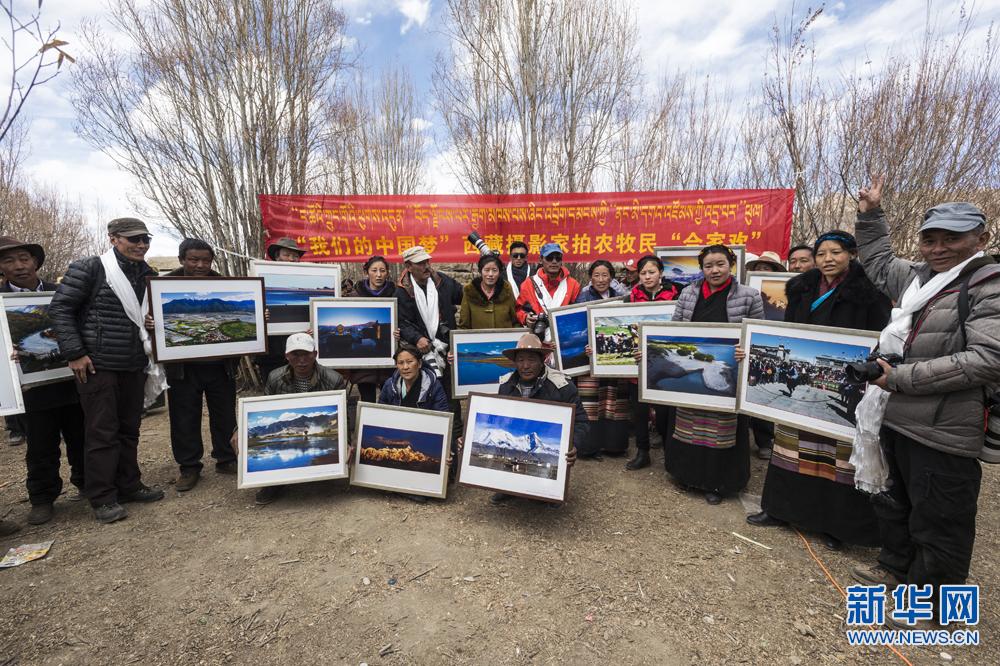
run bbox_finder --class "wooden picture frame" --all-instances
[638,321,742,412]
[745,271,797,322]
[351,402,454,499]
[2,291,73,388]
[310,297,396,369]
[237,390,349,489]
[250,260,341,334]
[736,319,879,441]
[147,276,268,363]
[449,328,523,397]
[458,392,574,503]
[587,300,677,378]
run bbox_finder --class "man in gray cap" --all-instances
[49,217,166,524]
[851,175,1000,625]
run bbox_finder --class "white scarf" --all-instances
[99,250,169,408]
[851,251,984,493]
[530,273,568,342]
[411,275,447,376]
[506,263,516,288]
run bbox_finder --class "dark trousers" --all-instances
[750,418,774,449]
[76,369,146,507]
[357,382,378,404]
[875,427,982,594]
[23,403,86,505]
[168,364,237,471]
[630,383,672,451]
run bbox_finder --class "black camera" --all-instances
[844,353,904,384]
[467,231,498,257]
[522,303,549,338]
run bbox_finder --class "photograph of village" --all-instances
[160,291,258,347]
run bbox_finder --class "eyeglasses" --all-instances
[543,254,563,262]
[511,253,527,259]
[120,235,151,245]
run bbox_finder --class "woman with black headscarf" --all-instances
[747,230,891,549]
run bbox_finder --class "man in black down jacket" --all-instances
[0,237,86,529]
[49,218,165,524]
[144,239,237,492]
[490,334,582,507]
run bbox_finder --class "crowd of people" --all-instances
[0,176,996,628]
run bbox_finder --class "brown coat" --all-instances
[458,278,517,329]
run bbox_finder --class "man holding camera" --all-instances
[851,175,1000,621]
[515,242,580,340]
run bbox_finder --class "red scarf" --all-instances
[701,276,732,299]
[630,283,678,302]
[818,273,845,297]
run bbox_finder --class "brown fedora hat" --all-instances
[501,333,549,362]
[0,236,45,269]
[266,237,306,260]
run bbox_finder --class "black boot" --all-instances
[625,449,651,470]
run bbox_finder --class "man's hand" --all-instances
[393,327,401,341]
[870,358,893,391]
[69,355,96,383]
[447,437,464,467]
[346,444,356,467]
[524,312,538,325]
[565,446,577,468]
[858,174,885,213]
[264,308,270,322]
[144,314,154,331]
[416,337,432,354]
[734,345,746,362]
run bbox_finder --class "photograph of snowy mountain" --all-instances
[246,405,340,473]
[469,412,564,480]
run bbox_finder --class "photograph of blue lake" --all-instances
[456,340,515,387]
[645,335,739,397]
[246,405,340,472]
[264,274,337,323]
[555,310,588,370]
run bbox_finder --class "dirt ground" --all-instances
[1,402,997,666]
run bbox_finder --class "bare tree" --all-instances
[71,0,349,276]
[322,66,427,196]
[434,0,640,195]
[0,0,73,145]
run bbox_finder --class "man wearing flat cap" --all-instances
[0,237,86,530]
[850,176,1000,626]
[489,333,584,507]
[50,217,166,524]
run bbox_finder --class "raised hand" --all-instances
[858,174,885,213]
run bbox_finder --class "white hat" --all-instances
[285,332,315,354]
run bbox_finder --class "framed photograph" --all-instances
[654,245,746,285]
[737,320,879,441]
[237,390,348,489]
[250,260,341,334]
[2,292,73,388]
[549,300,619,377]
[458,393,574,503]
[638,322,741,411]
[449,328,523,397]
[351,402,453,499]
[147,276,267,362]
[311,298,396,369]
[587,300,677,378]
[745,271,797,322]
[0,303,24,416]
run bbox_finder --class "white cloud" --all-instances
[356,12,373,25]
[397,0,431,34]
[411,117,433,132]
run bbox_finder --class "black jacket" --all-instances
[2,279,79,410]
[396,269,463,345]
[49,250,157,372]
[354,279,397,299]
[497,367,589,451]
[160,267,236,381]
[784,261,891,331]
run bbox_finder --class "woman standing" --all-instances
[624,255,681,470]
[459,254,517,329]
[354,255,397,404]
[666,245,763,504]
[575,260,629,459]
[747,231,891,549]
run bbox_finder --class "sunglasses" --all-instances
[543,254,563,262]
[511,253,527,259]
[120,235,151,245]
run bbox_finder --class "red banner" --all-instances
[259,189,794,263]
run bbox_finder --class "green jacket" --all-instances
[458,278,517,330]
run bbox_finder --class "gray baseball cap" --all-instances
[919,202,987,234]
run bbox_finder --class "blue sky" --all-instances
[317,305,391,327]
[11,0,1000,259]
[161,290,255,303]
[249,405,338,428]
[474,412,563,442]
[752,332,871,363]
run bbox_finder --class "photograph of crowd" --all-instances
[739,323,879,440]
[588,301,676,378]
